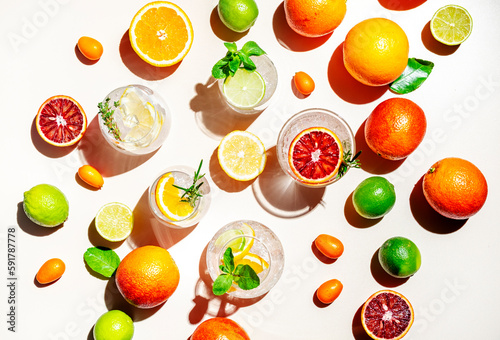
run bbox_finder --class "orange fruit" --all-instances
[361,290,414,340]
[36,95,87,147]
[365,98,426,160]
[316,279,343,304]
[284,0,347,37]
[192,317,250,340]
[288,127,343,184]
[314,234,344,259]
[423,157,488,220]
[77,36,103,61]
[115,245,179,309]
[129,1,194,67]
[343,18,409,86]
[36,258,65,284]
[294,71,315,95]
[78,165,104,189]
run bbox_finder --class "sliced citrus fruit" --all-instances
[119,87,159,142]
[155,172,194,221]
[36,95,87,147]
[129,1,194,67]
[430,5,472,46]
[218,130,267,181]
[232,223,255,261]
[288,127,343,184]
[223,69,266,109]
[361,290,414,340]
[235,253,269,274]
[95,202,134,242]
[215,229,246,251]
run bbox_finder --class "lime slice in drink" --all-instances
[95,202,134,242]
[430,5,472,46]
[223,69,265,109]
[215,223,255,261]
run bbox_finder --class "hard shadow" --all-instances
[378,0,427,11]
[291,76,310,99]
[355,120,405,174]
[272,2,331,52]
[119,30,181,81]
[210,6,249,42]
[77,115,156,177]
[252,146,325,218]
[409,175,467,234]
[421,21,460,55]
[17,202,63,236]
[352,303,372,340]
[88,218,125,250]
[312,289,331,308]
[190,78,260,140]
[74,172,101,191]
[370,249,409,287]
[344,192,382,228]
[33,274,61,288]
[311,241,337,264]
[87,326,94,340]
[31,116,76,158]
[328,43,388,105]
[74,44,99,65]
[209,148,255,193]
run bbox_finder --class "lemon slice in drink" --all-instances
[235,253,269,274]
[155,173,194,221]
[119,87,157,141]
[430,5,473,46]
[223,69,266,109]
[95,202,134,242]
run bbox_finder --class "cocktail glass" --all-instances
[98,85,171,155]
[206,220,284,299]
[148,165,211,228]
[218,54,278,115]
[276,108,356,187]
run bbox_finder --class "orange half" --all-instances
[129,1,194,67]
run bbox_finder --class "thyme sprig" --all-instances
[337,149,362,179]
[98,98,122,141]
[173,160,205,208]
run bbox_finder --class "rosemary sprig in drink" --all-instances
[173,160,205,208]
[337,150,362,179]
[98,98,122,141]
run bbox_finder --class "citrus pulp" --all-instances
[95,202,134,242]
[430,5,472,46]
[223,68,266,109]
[378,237,421,278]
[352,176,396,219]
[155,172,195,221]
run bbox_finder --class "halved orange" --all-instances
[288,127,343,184]
[361,290,414,340]
[36,95,87,147]
[129,1,194,67]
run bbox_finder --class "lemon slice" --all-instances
[232,223,255,261]
[119,87,157,142]
[235,253,269,274]
[223,69,266,109]
[218,130,267,181]
[430,5,472,46]
[155,173,194,221]
[95,202,134,242]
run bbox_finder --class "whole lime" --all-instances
[352,176,396,219]
[378,237,421,278]
[93,310,134,340]
[218,0,259,33]
[23,184,69,227]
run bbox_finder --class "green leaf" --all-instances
[233,264,260,290]
[238,51,256,71]
[212,274,234,296]
[390,58,434,94]
[241,41,266,57]
[212,59,229,79]
[228,56,241,76]
[84,247,120,278]
[224,42,237,53]
[222,247,235,274]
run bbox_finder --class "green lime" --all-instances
[223,68,265,108]
[93,310,134,340]
[215,229,246,251]
[23,184,69,227]
[218,0,259,33]
[430,5,472,46]
[352,176,396,219]
[95,202,134,242]
[378,237,421,278]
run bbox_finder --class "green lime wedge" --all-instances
[95,202,134,242]
[223,69,265,109]
[430,5,472,46]
[215,229,246,251]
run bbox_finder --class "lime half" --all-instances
[95,202,134,242]
[223,69,265,109]
[430,5,472,46]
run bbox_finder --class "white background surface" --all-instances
[2,0,500,339]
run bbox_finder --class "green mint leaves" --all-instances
[391,58,435,94]
[212,41,266,79]
[84,247,120,278]
[212,247,260,296]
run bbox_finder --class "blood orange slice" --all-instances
[288,127,343,184]
[361,290,414,340]
[36,95,87,147]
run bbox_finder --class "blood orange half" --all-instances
[36,95,87,147]
[288,127,343,184]
[361,290,414,340]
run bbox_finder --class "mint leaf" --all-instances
[228,56,241,76]
[224,42,237,53]
[84,247,120,278]
[238,51,256,71]
[390,58,434,94]
[212,274,234,296]
[222,247,234,273]
[233,264,260,290]
[241,41,266,57]
[211,41,266,79]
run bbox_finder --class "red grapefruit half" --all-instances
[36,95,87,147]
[288,127,343,184]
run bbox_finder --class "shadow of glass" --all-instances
[409,175,467,234]
[17,202,63,236]
[208,148,255,193]
[328,43,387,105]
[272,2,331,51]
[119,30,181,81]
[31,116,76,158]
[344,192,383,228]
[352,303,373,340]
[421,21,460,55]
[370,248,409,287]
[378,0,427,11]
[190,78,260,140]
[210,6,249,42]
[252,146,325,218]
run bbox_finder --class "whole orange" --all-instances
[115,245,179,309]
[192,317,250,340]
[365,98,426,160]
[423,157,488,220]
[343,18,409,86]
[284,0,346,37]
